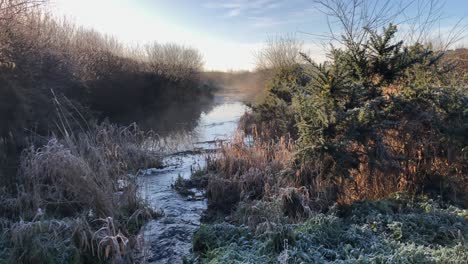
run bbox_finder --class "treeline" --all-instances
[0,1,209,138]
[0,0,214,181]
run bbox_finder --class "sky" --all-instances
[51,0,468,71]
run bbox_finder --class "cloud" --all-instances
[247,7,321,29]
[203,0,283,18]
[227,8,242,17]
[203,0,321,29]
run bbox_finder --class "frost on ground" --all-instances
[192,194,467,263]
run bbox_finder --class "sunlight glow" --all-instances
[51,0,263,71]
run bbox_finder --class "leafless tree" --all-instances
[0,0,45,21]
[145,42,204,80]
[311,0,467,51]
[256,34,303,70]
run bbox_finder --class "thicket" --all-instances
[0,0,212,185]
[0,6,209,134]
[241,24,467,207]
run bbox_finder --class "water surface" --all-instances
[138,100,247,263]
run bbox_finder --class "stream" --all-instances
[138,98,247,263]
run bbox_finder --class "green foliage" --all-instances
[256,24,468,203]
[247,65,309,138]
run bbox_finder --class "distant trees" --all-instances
[0,0,211,185]
[145,43,204,81]
[256,35,303,71]
[0,3,207,129]
[0,0,45,20]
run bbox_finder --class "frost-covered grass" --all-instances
[193,194,467,263]
[0,123,162,263]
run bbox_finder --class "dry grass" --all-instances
[208,131,293,178]
[0,120,163,263]
[204,131,301,217]
[16,121,162,219]
[0,99,163,262]
[204,128,338,222]
[0,214,149,263]
[206,102,467,223]
[92,217,129,262]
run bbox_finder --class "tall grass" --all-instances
[0,114,163,263]
[18,122,161,218]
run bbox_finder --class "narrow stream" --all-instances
[138,99,247,263]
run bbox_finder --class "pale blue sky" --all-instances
[53,0,468,71]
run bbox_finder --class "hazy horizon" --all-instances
[52,0,468,71]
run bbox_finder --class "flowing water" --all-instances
[138,98,247,263]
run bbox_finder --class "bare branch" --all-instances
[256,34,303,70]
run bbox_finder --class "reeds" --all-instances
[204,131,299,217]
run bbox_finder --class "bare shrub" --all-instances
[144,42,204,80]
[256,35,303,71]
[312,0,467,51]
[0,0,45,21]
